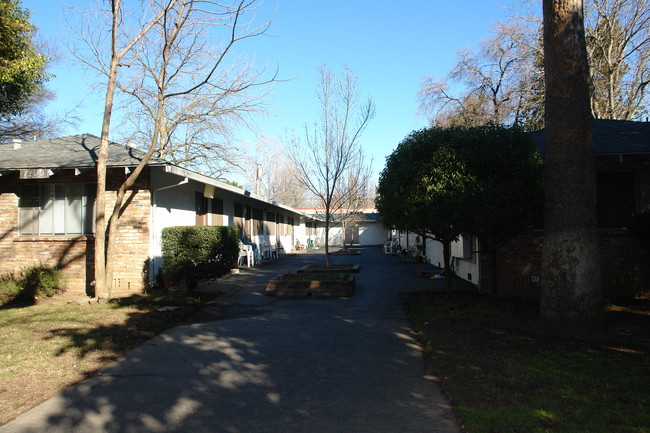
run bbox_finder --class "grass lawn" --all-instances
[403,292,650,433]
[0,298,200,426]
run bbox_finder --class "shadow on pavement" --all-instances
[0,247,461,433]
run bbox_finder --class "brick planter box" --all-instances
[328,248,362,256]
[265,273,355,298]
[297,264,360,274]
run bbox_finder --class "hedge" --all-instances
[161,226,240,288]
[0,266,67,306]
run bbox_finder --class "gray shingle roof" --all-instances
[0,134,169,171]
[531,119,650,155]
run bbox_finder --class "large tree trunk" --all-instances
[94,2,122,298]
[442,240,453,294]
[541,0,602,326]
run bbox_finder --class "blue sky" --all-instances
[27,0,517,183]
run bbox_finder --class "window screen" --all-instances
[19,184,95,236]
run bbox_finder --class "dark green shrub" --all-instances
[162,226,240,288]
[0,275,21,305]
[0,266,66,306]
[21,266,67,299]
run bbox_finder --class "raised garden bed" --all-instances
[266,273,355,298]
[328,248,362,256]
[297,264,360,274]
[416,268,444,278]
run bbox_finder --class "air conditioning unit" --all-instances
[203,184,215,199]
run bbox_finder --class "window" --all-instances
[195,191,208,226]
[234,203,245,236]
[306,221,315,237]
[277,214,285,235]
[252,208,263,236]
[597,171,636,228]
[210,198,224,226]
[266,211,276,236]
[245,206,252,237]
[19,184,96,236]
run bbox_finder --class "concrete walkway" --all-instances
[0,247,465,433]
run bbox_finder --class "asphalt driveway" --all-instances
[0,247,461,433]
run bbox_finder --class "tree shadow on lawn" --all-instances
[402,292,650,433]
[46,301,201,362]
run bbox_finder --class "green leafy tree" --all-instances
[378,125,543,295]
[377,127,476,292]
[454,124,544,296]
[222,179,245,190]
[0,0,48,117]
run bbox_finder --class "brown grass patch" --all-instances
[0,300,199,426]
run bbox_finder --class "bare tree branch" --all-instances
[288,65,374,264]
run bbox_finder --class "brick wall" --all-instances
[480,155,650,300]
[104,169,151,296]
[0,168,151,297]
[480,230,650,299]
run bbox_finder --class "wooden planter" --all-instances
[328,248,362,256]
[297,264,360,274]
[266,273,355,298]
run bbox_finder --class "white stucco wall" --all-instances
[149,167,306,280]
[313,221,386,247]
[358,223,387,245]
[295,220,307,247]
[424,235,480,285]
[150,177,202,274]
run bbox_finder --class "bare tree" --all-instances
[541,0,602,325]
[420,0,650,127]
[69,0,178,298]
[586,0,650,120]
[0,88,80,141]
[289,65,375,265]
[242,134,307,207]
[336,172,374,250]
[418,30,535,127]
[113,0,276,179]
[71,0,274,297]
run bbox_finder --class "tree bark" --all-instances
[94,0,122,298]
[488,237,499,297]
[324,212,331,266]
[442,240,453,294]
[541,0,602,326]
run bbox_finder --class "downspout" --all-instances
[149,177,189,287]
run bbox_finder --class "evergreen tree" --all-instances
[0,0,48,117]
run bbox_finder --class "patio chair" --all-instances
[262,241,277,260]
[238,241,254,267]
[240,235,258,266]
